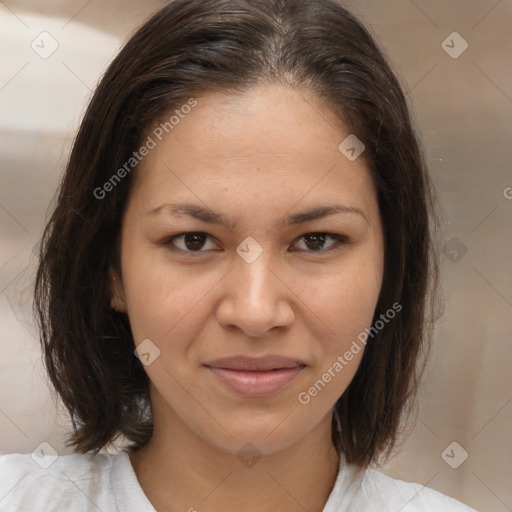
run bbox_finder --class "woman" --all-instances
[0,0,477,510]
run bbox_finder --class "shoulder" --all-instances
[323,457,478,512]
[358,468,478,511]
[0,450,118,511]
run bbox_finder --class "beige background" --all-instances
[1,1,511,510]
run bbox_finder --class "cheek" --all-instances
[306,256,382,403]
[121,249,225,348]
[317,256,382,339]
[296,264,381,412]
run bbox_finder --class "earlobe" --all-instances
[108,268,127,312]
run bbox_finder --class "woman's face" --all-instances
[111,83,384,456]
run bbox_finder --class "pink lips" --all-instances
[204,355,306,398]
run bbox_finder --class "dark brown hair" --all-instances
[34,0,441,468]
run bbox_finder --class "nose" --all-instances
[215,248,295,338]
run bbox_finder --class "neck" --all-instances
[129,406,340,512]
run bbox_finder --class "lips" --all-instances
[204,355,306,398]
[205,355,304,371]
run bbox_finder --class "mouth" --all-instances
[203,355,307,398]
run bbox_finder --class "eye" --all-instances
[291,232,346,253]
[164,231,346,254]
[165,232,217,253]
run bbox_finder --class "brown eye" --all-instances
[166,232,216,252]
[293,233,345,252]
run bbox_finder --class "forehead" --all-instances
[160,84,348,159]
[128,83,377,224]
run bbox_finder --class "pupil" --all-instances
[305,233,326,251]
[185,233,205,251]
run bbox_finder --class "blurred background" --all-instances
[1,1,511,510]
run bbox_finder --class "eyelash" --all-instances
[162,231,348,255]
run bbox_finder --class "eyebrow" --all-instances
[146,202,369,230]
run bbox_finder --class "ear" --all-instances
[108,266,127,312]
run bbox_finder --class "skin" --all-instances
[110,83,385,512]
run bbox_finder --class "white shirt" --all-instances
[0,450,477,511]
